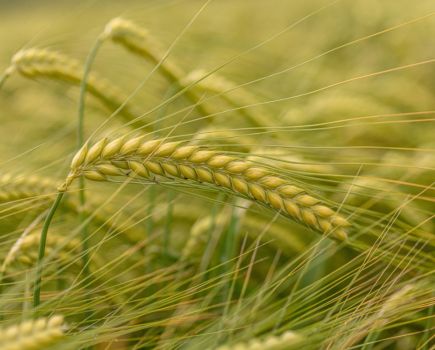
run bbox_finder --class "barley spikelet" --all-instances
[0,315,66,350]
[10,48,139,123]
[62,137,350,240]
[215,331,302,350]
[183,69,273,129]
[1,230,80,274]
[103,17,213,117]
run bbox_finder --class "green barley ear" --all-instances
[0,315,66,350]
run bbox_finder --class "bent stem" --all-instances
[33,191,64,308]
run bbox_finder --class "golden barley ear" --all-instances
[64,136,350,241]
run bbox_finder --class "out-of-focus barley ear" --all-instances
[1,230,80,275]
[9,48,141,124]
[215,330,302,350]
[0,315,66,350]
[183,68,274,129]
[103,17,214,118]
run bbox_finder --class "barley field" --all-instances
[0,1,434,349]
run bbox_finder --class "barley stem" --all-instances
[421,299,433,350]
[0,69,11,89]
[33,191,64,308]
[77,37,104,347]
[78,37,104,283]
[163,190,174,256]
[361,331,379,350]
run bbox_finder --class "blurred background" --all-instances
[0,1,434,349]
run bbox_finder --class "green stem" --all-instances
[77,38,104,262]
[200,193,225,276]
[77,35,104,338]
[0,67,13,89]
[163,190,174,255]
[362,330,379,350]
[146,186,156,236]
[221,206,238,267]
[219,203,239,302]
[78,37,103,145]
[33,191,64,307]
[421,299,433,349]
[78,177,91,283]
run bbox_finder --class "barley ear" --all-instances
[0,315,66,350]
[65,137,351,240]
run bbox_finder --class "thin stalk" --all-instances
[163,190,174,255]
[78,37,104,145]
[77,36,104,345]
[146,187,156,236]
[221,205,239,269]
[152,85,176,259]
[421,299,433,350]
[33,191,64,307]
[77,37,104,276]
[219,203,239,301]
[200,193,226,276]
[0,67,13,89]
[300,238,330,288]
[361,331,379,350]
[23,271,32,316]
